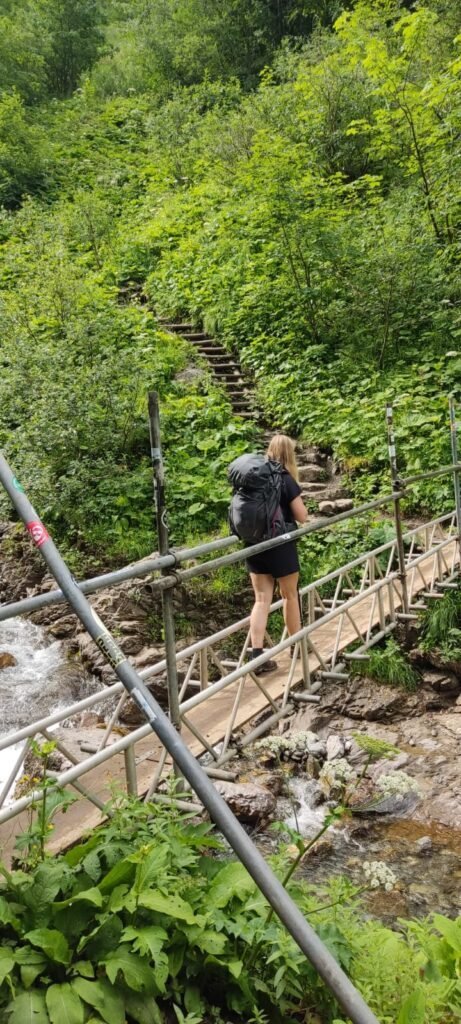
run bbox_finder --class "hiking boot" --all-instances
[251,658,278,676]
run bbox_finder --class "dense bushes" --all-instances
[1,794,460,1023]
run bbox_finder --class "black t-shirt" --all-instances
[280,470,301,525]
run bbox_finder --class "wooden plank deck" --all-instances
[0,539,457,864]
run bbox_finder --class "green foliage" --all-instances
[351,733,400,760]
[421,587,461,659]
[1,794,460,1023]
[355,636,419,692]
[0,93,48,207]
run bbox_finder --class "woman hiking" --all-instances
[246,434,308,675]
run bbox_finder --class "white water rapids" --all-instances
[0,617,99,796]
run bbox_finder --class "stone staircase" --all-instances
[162,323,351,514]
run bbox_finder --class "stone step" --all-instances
[298,464,327,483]
[182,332,211,341]
[162,323,195,332]
[214,372,244,382]
[300,482,328,494]
[196,346,227,354]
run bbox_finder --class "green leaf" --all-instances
[0,947,15,985]
[46,984,84,1024]
[99,859,134,893]
[53,887,103,910]
[228,959,243,979]
[138,890,196,923]
[103,948,155,992]
[397,988,426,1024]
[208,861,255,908]
[131,845,169,894]
[433,914,461,953]
[71,979,124,1024]
[6,990,49,1024]
[121,925,167,960]
[124,992,163,1024]
[25,929,70,965]
[0,895,20,930]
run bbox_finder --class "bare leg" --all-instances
[278,572,301,635]
[249,573,274,648]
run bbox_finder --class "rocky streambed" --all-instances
[219,673,461,921]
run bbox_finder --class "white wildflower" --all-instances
[363,860,398,891]
[376,771,420,798]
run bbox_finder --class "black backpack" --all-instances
[227,454,286,544]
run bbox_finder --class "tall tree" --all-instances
[39,0,105,97]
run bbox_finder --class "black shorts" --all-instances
[246,539,300,579]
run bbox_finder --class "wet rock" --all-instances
[411,647,461,680]
[306,754,320,779]
[214,781,276,824]
[132,646,164,670]
[47,617,76,639]
[79,712,100,728]
[0,652,17,669]
[423,669,459,693]
[416,836,432,855]
[326,734,345,760]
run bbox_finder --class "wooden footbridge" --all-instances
[0,505,459,863]
[0,400,461,1024]
[0,399,460,866]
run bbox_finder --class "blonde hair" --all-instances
[266,434,299,482]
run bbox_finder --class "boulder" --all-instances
[214,781,276,824]
[0,651,17,669]
[326,734,345,760]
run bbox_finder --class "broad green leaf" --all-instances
[228,959,243,979]
[207,861,255,908]
[124,991,163,1024]
[103,948,155,992]
[6,990,49,1024]
[433,914,461,953]
[131,845,169,894]
[46,984,84,1024]
[53,887,103,910]
[0,896,20,930]
[397,988,426,1024]
[71,978,124,1024]
[99,859,134,893]
[73,960,95,978]
[25,929,70,965]
[138,890,196,923]
[0,948,15,985]
[121,925,167,960]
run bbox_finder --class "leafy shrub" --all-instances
[1,794,460,1024]
[355,637,419,692]
[421,588,461,659]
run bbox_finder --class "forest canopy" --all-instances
[0,0,461,564]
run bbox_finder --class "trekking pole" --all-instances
[0,450,380,1024]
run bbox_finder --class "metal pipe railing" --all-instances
[0,509,455,754]
[0,450,381,1024]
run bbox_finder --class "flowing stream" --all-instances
[269,777,461,922]
[0,617,100,795]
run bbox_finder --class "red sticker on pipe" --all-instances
[26,521,50,547]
